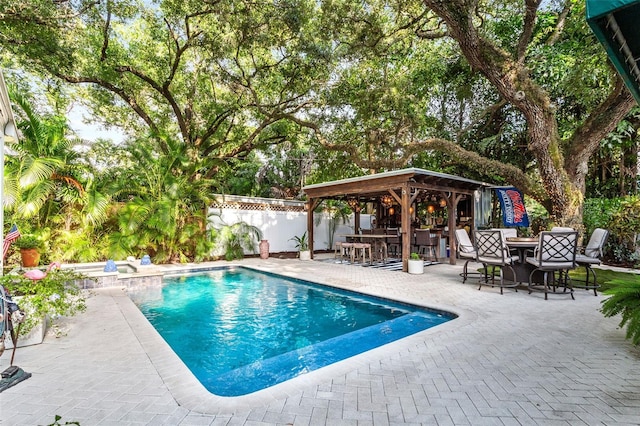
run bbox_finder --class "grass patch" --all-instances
[569,267,640,292]
[476,266,639,292]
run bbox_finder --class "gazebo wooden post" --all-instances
[447,192,464,265]
[401,183,411,272]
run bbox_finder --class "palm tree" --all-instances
[5,88,100,227]
[108,134,215,262]
[3,87,111,263]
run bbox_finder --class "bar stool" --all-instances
[351,242,372,264]
[340,242,354,263]
[334,241,343,260]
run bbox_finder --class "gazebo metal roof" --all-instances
[303,168,488,199]
[587,0,640,104]
[303,168,491,271]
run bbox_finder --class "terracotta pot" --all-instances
[259,240,270,259]
[20,248,40,268]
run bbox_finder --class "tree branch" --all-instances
[53,72,162,147]
[565,75,636,182]
[516,0,542,63]
[546,0,572,46]
[100,3,111,62]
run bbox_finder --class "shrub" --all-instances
[605,196,640,267]
[0,268,87,336]
[213,221,262,261]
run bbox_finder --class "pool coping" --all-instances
[111,263,476,415]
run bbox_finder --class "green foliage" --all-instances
[601,276,640,346]
[584,198,621,236]
[290,231,309,251]
[107,136,215,263]
[605,196,640,266]
[47,414,80,426]
[315,201,350,250]
[214,222,263,261]
[0,268,87,336]
[15,234,42,250]
[410,252,420,260]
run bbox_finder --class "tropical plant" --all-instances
[290,232,309,251]
[315,201,350,250]
[213,222,263,261]
[0,268,87,336]
[601,277,640,346]
[5,87,91,225]
[15,234,42,250]
[108,135,216,263]
[410,252,421,260]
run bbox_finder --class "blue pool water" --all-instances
[128,267,455,396]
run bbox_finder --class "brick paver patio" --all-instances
[1,258,639,425]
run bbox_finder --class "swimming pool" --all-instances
[128,267,455,396]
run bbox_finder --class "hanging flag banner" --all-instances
[494,187,529,227]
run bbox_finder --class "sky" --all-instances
[68,104,126,144]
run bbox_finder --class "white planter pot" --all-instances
[4,315,48,349]
[408,259,424,274]
[299,250,311,261]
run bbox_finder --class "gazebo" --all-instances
[302,168,490,272]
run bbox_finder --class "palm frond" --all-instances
[601,277,640,345]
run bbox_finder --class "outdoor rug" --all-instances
[320,257,439,271]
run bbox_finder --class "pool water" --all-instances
[128,267,454,396]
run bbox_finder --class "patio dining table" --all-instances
[504,237,545,284]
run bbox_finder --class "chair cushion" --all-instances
[459,250,476,259]
[526,258,575,270]
[477,254,519,265]
[584,228,608,258]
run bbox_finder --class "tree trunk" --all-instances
[423,0,635,228]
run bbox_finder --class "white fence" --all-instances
[208,194,373,255]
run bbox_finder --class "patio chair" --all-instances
[371,228,388,263]
[550,226,575,232]
[574,228,609,295]
[415,229,438,261]
[474,229,520,294]
[385,228,400,257]
[492,228,519,256]
[454,229,478,283]
[526,231,578,300]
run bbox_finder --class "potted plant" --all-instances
[16,235,43,267]
[290,231,311,260]
[0,268,87,346]
[408,252,424,274]
[214,221,263,260]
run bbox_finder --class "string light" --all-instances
[380,194,393,208]
[347,197,360,212]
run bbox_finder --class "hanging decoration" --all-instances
[380,194,393,208]
[347,197,360,212]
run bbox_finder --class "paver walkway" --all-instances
[1,258,639,425]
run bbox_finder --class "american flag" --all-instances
[3,224,21,260]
